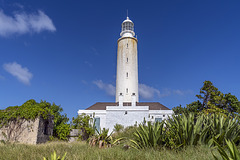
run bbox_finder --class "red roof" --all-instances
[85,102,171,110]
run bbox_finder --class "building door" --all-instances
[95,117,100,132]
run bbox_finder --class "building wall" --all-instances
[106,106,149,133]
[116,37,138,102]
[77,110,107,130]
[78,108,174,134]
[148,110,173,123]
[0,117,53,144]
[37,116,54,143]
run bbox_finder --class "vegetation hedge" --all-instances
[0,99,70,140]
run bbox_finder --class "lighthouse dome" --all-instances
[120,17,135,37]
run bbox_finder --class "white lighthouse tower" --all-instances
[115,17,139,102]
[78,15,173,134]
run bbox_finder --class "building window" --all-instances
[126,88,128,93]
[127,58,128,62]
[125,111,127,115]
[155,118,162,123]
[127,43,128,48]
[94,117,100,132]
[126,72,128,78]
[163,115,165,117]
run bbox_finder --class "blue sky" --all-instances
[0,0,240,119]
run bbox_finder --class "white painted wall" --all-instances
[77,110,106,129]
[106,106,149,133]
[78,107,174,134]
[115,37,139,102]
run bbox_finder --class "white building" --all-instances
[78,16,173,133]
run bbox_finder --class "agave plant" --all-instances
[130,121,165,149]
[43,151,67,160]
[165,113,211,148]
[129,113,240,150]
[88,128,124,148]
[212,139,240,160]
[207,114,240,146]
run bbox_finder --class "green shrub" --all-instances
[113,126,137,140]
[165,113,211,148]
[0,99,70,141]
[43,151,67,160]
[129,113,240,150]
[212,139,240,160]
[130,121,165,149]
[55,123,71,141]
[88,128,124,148]
[71,113,95,140]
[207,114,240,146]
[113,123,124,133]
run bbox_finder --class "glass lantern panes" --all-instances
[122,22,134,32]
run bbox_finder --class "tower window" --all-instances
[127,43,128,48]
[126,88,128,93]
[126,72,128,78]
[127,58,128,62]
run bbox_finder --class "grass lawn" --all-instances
[0,141,222,160]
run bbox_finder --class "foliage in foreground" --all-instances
[88,128,124,148]
[213,139,240,160]
[71,113,95,140]
[0,141,222,160]
[130,113,240,149]
[130,121,165,149]
[43,151,67,160]
[113,123,124,133]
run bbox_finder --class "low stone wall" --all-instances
[0,116,53,144]
[68,129,82,142]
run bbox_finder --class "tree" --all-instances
[48,102,70,140]
[173,81,240,116]
[173,101,202,115]
[71,113,95,140]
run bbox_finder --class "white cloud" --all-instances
[173,89,193,96]
[139,83,162,100]
[92,80,193,100]
[93,80,115,96]
[13,3,24,9]
[0,9,56,37]
[3,62,33,85]
[139,84,193,100]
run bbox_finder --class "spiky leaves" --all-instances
[130,121,165,149]
[130,113,240,150]
[212,139,240,160]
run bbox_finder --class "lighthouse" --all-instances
[115,17,139,102]
[78,15,173,134]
